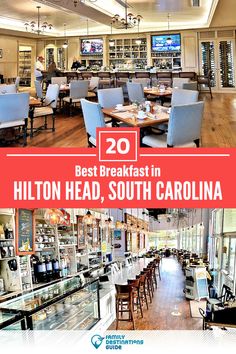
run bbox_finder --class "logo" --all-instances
[91,335,105,349]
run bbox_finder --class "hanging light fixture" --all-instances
[82,210,96,226]
[199,209,205,231]
[44,208,63,225]
[24,6,53,35]
[62,23,68,49]
[166,13,172,45]
[109,23,115,47]
[135,20,142,46]
[112,0,143,30]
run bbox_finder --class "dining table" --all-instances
[102,104,169,136]
[144,87,172,105]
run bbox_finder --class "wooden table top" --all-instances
[102,105,169,128]
[144,88,172,97]
[29,97,41,106]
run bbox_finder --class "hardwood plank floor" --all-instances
[108,257,202,330]
[1,92,236,147]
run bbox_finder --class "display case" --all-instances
[0,310,24,330]
[0,277,100,330]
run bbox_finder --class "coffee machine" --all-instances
[0,258,21,292]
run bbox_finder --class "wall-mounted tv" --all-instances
[81,38,103,55]
[151,34,181,52]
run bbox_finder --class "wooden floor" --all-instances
[2,92,236,148]
[109,257,202,330]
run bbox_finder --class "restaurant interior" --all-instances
[0,0,236,148]
[0,207,236,331]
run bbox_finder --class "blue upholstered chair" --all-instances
[81,98,106,147]
[31,84,60,137]
[172,78,190,89]
[152,88,199,133]
[182,82,198,91]
[142,101,204,148]
[127,82,145,103]
[0,84,17,94]
[0,92,29,146]
[97,87,124,108]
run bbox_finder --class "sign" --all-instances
[16,209,35,255]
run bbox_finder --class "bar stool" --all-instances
[137,274,149,309]
[140,270,153,302]
[128,279,143,318]
[115,284,135,330]
[154,258,161,280]
[148,263,158,289]
[144,267,155,296]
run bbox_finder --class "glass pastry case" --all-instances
[0,277,100,330]
[0,310,25,330]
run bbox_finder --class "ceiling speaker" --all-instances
[192,0,200,7]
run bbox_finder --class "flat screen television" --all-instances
[81,38,103,55]
[151,34,181,52]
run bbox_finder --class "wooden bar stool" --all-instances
[148,263,158,289]
[154,258,161,280]
[140,270,153,302]
[138,274,149,310]
[128,279,143,318]
[115,284,135,330]
[144,267,155,296]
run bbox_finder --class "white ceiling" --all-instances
[0,0,220,37]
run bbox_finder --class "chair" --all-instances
[0,84,17,94]
[127,278,143,318]
[80,99,106,147]
[62,80,89,114]
[51,76,67,86]
[15,76,20,90]
[151,88,199,133]
[127,82,145,103]
[89,76,100,93]
[81,71,93,80]
[197,70,213,99]
[66,72,78,82]
[34,80,44,102]
[30,84,59,137]
[182,82,198,91]
[97,72,114,88]
[179,72,196,80]
[115,284,135,330]
[135,72,150,79]
[142,101,204,148]
[138,274,149,310]
[171,88,199,106]
[172,78,190,89]
[115,72,130,87]
[132,78,151,88]
[97,87,124,108]
[0,92,29,146]
[207,285,235,310]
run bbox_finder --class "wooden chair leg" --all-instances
[30,117,34,138]
[23,120,28,147]
[44,116,47,129]
[52,115,56,132]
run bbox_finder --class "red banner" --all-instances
[0,128,234,208]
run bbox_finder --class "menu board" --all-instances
[16,209,35,255]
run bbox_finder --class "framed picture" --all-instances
[16,209,35,255]
[0,49,3,59]
[77,215,86,249]
[114,229,121,241]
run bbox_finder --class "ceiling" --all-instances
[0,0,220,37]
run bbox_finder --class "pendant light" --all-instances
[62,23,68,49]
[44,208,63,225]
[105,209,115,230]
[135,20,142,46]
[82,209,96,226]
[109,23,115,47]
[199,209,205,231]
[166,13,172,45]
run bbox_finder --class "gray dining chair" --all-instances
[172,78,190,89]
[142,101,204,148]
[127,82,145,103]
[31,84,60,137]
[97,87,124,108]
[51,76,67,85]
[0,92,29,146]
[62,80,89,114]
[182,82,198,91]
[81,99,106,147]
[152,88,199,133]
